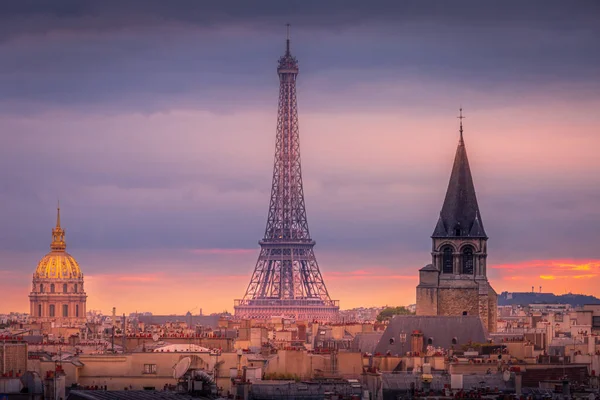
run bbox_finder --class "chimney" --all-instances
[411,331,424,354]
[122,313,127,351]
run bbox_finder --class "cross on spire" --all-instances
[457,107,466,143]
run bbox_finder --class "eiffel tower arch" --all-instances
[234,28,339,322]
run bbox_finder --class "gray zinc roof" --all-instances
[374,315,488,355]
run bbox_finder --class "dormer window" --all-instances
[455,228,461,236]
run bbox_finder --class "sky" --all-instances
[1,1,599,315]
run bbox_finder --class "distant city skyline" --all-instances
[1,1,599,314]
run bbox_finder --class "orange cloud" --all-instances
[324,268,416,281]
[490,258,600,297]
[492,259,600,271]
[573,274,597,279]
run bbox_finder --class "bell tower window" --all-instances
[50,284,55,293]
[462,247,474,274]
[63,284,68,293]
[442,247,453,274]
[74,284,78,293]
[40,284,44,293]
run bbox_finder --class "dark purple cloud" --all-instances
[0,1,598,114]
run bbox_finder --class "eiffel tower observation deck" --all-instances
[234,27,339,322]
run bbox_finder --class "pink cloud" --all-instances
[188,248,255,255]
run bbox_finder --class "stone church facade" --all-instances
[416,115,497,332]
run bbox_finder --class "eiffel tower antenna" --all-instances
[234,27,339,322]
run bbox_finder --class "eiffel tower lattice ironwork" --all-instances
[234,27,339,322]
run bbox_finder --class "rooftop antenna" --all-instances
[457,107,465,143]
[286,23,291,55]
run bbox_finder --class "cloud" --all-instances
[1,1,599,313]
[490,259,600,297]
[492,260,600,272]
[0,2,599,115]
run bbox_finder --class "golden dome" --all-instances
[35,251,82,279]
[34,206,83,279]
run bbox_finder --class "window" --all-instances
[454,227,461,236]
[50,284,55,293]
[427,337,433,345]
[462,311,468,316]
[40,284,44,293]
[38,304,42,317]
[143,364,157,374]
[462,247,474,274]
[49,304,55,317]
[76,304,79,317]
[452,337,458,345]
[63,284,68,293]
[63,304,69,317]
[74,284,78,293]
[442,247,453,274]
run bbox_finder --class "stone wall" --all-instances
[487,288,498,332]
[478,292,490,331]
[438,288,479,317]
[416,287,438,316]
[0,342,28,374]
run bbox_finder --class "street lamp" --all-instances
[400,331,407,356]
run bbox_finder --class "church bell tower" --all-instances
[416,110,497,332]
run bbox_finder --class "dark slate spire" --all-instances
[432,109,487,238]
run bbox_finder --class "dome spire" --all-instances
[56,200,61,228]
[51,203,66,251]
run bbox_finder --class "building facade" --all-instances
[29,207,87,325]
[416,113,497,332]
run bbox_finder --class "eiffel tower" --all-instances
[234,27,339,322]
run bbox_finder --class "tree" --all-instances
[376,306,414,322]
